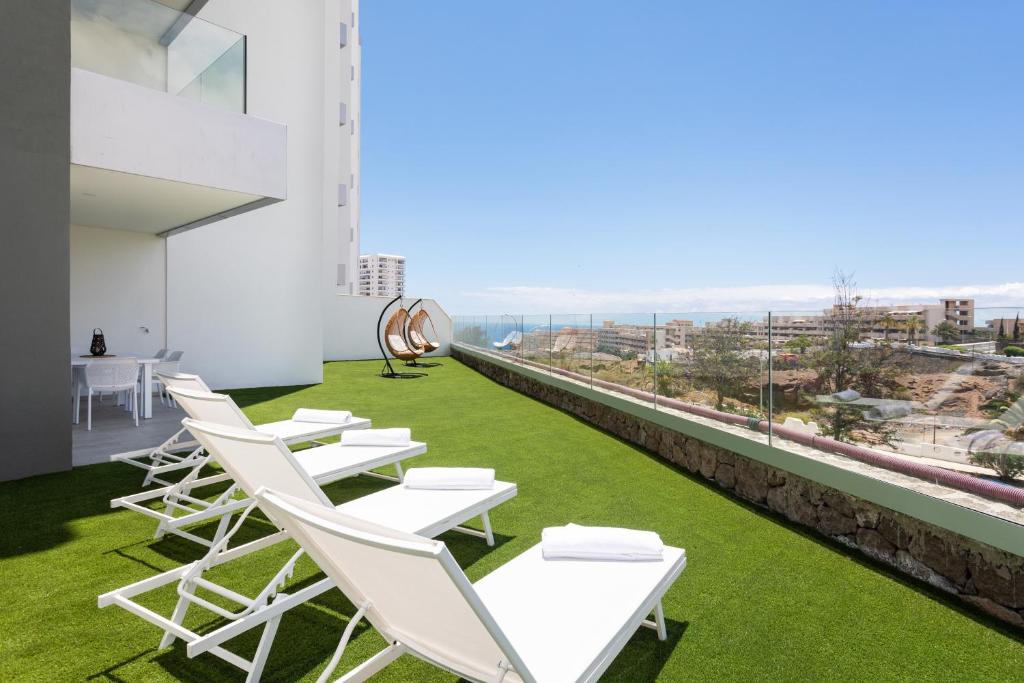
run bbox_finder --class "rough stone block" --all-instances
[715,462,736,489]
[856,528,896,562]
[818,504,857,537]
[735,459,768,503]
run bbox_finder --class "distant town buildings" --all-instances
[358,253,405,297]
[986,317,1024,339]
[596,320,666,355]
[515,298,990,359]
[664,319,694,347]
[751,299,976,344]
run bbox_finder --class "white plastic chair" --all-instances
[152,350,184,406]
[75,358,140,430]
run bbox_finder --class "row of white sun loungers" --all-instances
[99,372,686,682]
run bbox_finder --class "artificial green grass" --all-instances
[1,358,1022,681]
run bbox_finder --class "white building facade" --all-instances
[67,0,364,390]
[358,254,406,297]
[2,0,451,481]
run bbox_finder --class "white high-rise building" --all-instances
[358,254,406,297]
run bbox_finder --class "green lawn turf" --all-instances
[1,358,1022,681]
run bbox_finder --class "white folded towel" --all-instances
[403,467,495,490]
[542,523,664,561]
[832,389,861,402]
[340,428,411,447]
[292,408,352,424]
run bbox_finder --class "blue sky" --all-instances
[358,1,1024,314]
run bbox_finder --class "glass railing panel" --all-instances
[454,307,1024,520]
[71,0,245,112]
[653,311,767,419]
[550,314,590,378]
[520,315,551,370]
[762,305,1024,480]
[589,313,644,393]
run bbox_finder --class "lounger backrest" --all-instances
[155,371,210,393]
[182,419,331,508]
[166,387,255,431]
[255,489,534,683]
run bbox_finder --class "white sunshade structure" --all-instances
[257,488,687,682]
[99,418,518,681]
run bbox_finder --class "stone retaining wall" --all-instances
[455,349,1024,629]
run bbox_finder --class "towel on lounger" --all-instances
[403,467,495,490]
[542,523,664,561]
[292,408,352,424]
[831,389,861,402]
[341,428,411,447]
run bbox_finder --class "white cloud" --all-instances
[458,282,1024,314]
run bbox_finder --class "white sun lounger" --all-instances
[99,418,517,682]
[255,488,686,682]
[110,386,395,548]
[114,372,370,487]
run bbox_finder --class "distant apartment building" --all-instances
[358,254,405,297]
[986,317,1024,339]
[596,320,667,355]
[664,319,694,347]
[750,299,975,344]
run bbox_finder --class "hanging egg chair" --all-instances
[377,296,426,378]
[408,309,441,353]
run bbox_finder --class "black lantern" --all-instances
[90,328,106,356]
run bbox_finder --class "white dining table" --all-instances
[71,356,161,419]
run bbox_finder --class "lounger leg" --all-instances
[246,615,282,683]
[336,643,406,682]
[654,600,667,641]
[317,603,369,683]
[209,511,236,547]
[481,511,494,546]
[159,583,196,649]
[394,461,404,482]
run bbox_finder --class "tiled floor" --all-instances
[71,397,188,466]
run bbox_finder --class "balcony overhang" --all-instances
[70,68,286,236]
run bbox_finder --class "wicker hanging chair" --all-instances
[408,309,441,353]
[384,307,422,361]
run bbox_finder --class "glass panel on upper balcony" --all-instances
[71,0,245,112]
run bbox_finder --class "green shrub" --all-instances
[1004,346,1024,357]
[969,451,1024,481]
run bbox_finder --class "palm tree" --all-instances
[904,315,922,344]
[879,314,897,342]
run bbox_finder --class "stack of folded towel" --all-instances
[541,523,664,561]
[341,428,411,447]
[292,408,352,424]
[831,389,861,402]
[404,467,495,490]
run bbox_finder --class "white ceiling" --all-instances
[70,164,263,234]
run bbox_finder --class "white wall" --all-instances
[71,68,286,200]
[166,0,336,390]
[324,0,361,296]
[70,224,166,356]
[325,295,452,361]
